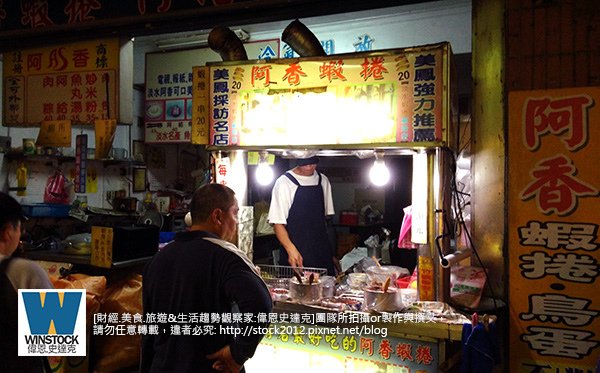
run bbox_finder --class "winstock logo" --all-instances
[18,289,86,356]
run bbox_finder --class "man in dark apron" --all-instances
[268,156,336,275]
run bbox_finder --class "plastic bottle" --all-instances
[16,162,27,196]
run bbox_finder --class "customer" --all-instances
[141,183,272,373]
[268,156,337,275]
[0,192,54,372]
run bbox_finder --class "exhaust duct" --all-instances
[282,19,326,57]
[208,26,248,61]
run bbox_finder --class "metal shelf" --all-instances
[4,151,145,167]
[24,250,152,269]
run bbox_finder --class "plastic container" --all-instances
[365,265,410,287]
[321,276,336,298]
[62,233,92,255]
[22,203,71,217]
[159,231,176,243]
[347,272,368,289]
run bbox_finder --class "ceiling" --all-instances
[0,0,440,52]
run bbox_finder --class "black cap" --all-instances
[0,192,27,228]
[296,156,319,166]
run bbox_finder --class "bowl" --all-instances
[365,265,410,287]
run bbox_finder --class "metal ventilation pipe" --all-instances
[208,26,248,61]
[282,19,326,57]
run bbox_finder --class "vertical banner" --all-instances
[75,134,87,193]
[191,66,210,144]
[214,156,231,186]
[508,87,600,372]
[94,119,116,159]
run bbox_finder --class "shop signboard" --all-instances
[207,43,452,147]
[145,39,279,143]
[258,323,438,372]
[508,87,600,372]
[2,38,119,126]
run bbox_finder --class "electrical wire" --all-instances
[442,146,500,312]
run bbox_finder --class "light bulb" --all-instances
[369,159,390,186]
[255,162,274,185]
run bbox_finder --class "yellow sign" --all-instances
[191,66,210,144]
[36,120,72,147]
[208,43,452,147]
[94,119,116,159]
[247,151,275,165]
[508,87,600,372]
[3,38,120,125]
[91,226,113,268]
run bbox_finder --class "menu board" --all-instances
[205,43,451,147]
[145,39,280,143]
[507,87,600,372]
[3,38,119,126]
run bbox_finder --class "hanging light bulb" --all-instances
[369,150,390,186]
[255,151,274,186]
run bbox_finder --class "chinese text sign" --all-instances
[3,38,119,125]
[508,87,600,372]
[207,44,449,147]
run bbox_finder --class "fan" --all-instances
[138,210,164,229]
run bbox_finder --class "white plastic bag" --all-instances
[450,266,486,309]
[256,213,274,235]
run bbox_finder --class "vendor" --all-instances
[268,156,336,275]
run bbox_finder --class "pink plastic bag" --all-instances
[44,170,70,204]
[398,205,418,249]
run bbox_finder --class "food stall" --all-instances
[197,41,478,371]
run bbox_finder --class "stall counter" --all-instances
[246,300,466,372]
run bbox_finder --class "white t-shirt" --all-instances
[267,170,335,225]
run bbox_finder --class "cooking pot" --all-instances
[363,286,404,312]
[289,277,322,304]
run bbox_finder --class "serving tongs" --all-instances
[293,269,303,284]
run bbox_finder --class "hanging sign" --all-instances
[36,120,72,147]
[191,66,210,144]
[3,38,119,126]
[94,119,116,159]
[214,156,231,186]
[508,87,600,372]
[75,134,87,193]
[207,43,452,147]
